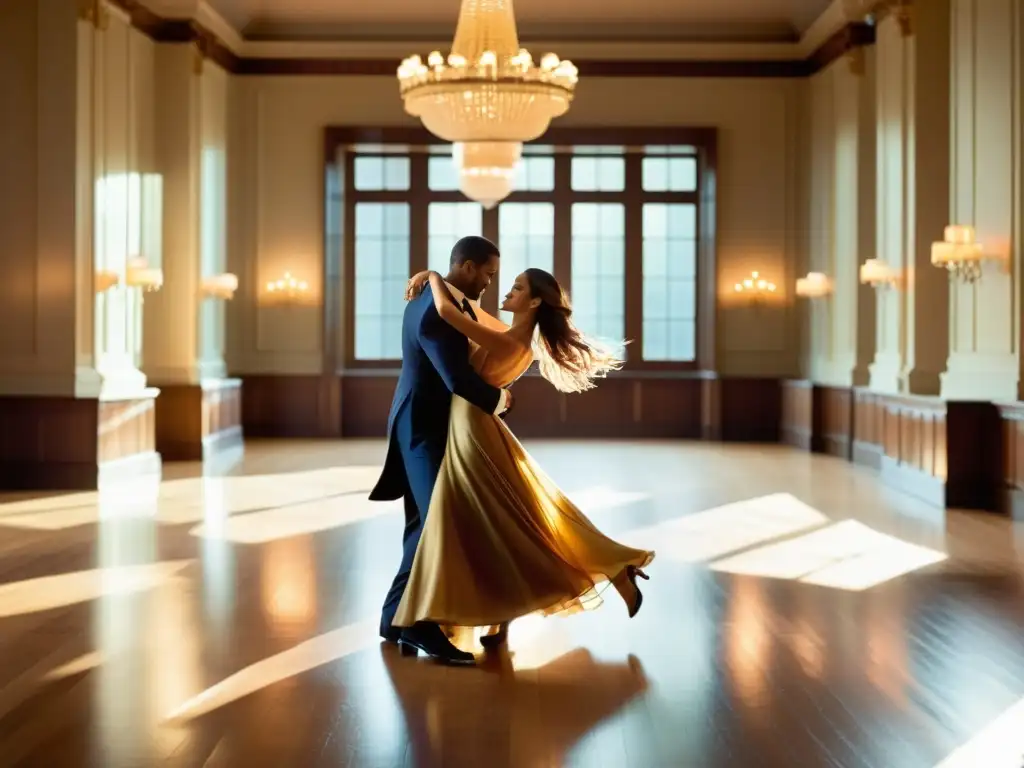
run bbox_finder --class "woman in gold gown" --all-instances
[392,268,655,644]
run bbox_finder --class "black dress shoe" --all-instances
[381,626,402,644]
[399,622,475,665]
[479,622,509,649]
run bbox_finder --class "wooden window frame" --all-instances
[323,127,718,375]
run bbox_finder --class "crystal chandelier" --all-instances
[397,0,579,206]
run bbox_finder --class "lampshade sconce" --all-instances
[931,225,985,284]
[795,272,832,299]
[264,271,310,303]
[859,259,898,290]
[201,273,239,301]
[125,259,163,292]
[95,270,120,293]
[733,271,777,303]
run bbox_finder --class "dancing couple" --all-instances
[369,235,655,665]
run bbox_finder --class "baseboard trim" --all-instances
[780,426,813,450]
[852,440,883,470]
[98,450,163,490]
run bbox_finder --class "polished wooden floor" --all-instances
[1,439,1024,767]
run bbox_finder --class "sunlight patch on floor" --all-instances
[189,495,401,544]
[0,466,387,531]
[933,695,1024,767]
[0,561,193,618]
[164,620,380,723]
[710,519,947,591]
[564,486,651,513]
[620,492,829,562]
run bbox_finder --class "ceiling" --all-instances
[206,0,835,42]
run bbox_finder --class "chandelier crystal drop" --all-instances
[453,141,522,209]
[396,0,579,145]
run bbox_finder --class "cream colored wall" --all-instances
[199,62,231,378]
[801,50,877,387]
[941,0,1023,400]
[226,75,802,377]
[142,44,231,386]
[802,6,952,397]
[0,1,156,398]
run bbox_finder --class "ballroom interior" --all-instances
[2,0,1024,765]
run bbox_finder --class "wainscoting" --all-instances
[0,392,161,490]
[240,371,780,442]
[780,381,852,458]
[853,391,1000,510]
[154,379,244,462]
[238,372,1024,514]
[783,380,1003,511]
[997,402,1024,519]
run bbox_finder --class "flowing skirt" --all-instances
[393,396,655,632]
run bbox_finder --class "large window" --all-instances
[642,203,697,361]
[338,139,705,368]
[354,203,409,360]
[571,203,625,346]
[497,203,554,324]
[428,203,482,274]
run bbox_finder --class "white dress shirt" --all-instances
[443,280,510,416]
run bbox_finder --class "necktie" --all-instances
[461,298,477,322]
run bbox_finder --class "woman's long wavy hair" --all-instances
[523,268,625,393]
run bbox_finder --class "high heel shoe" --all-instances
[626,566,650,619]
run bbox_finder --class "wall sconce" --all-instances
[201,273,239,300]
[859,259,897,290]
[125,258,164,292]
[733,271,777,303]
[931,225,984,284]
[265,271,309,301]
[95,270,120,293]
[795,272,832,299]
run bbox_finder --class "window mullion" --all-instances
[624,154,643,366]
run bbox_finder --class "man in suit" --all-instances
[369,235,512,664]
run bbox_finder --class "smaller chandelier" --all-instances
[931,225,984,284]
[734,271,776,295]
[859,258,897,289]
[795,272,832,298]
[453,141,522,209]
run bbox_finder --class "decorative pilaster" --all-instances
[868,0,950,395]
[144,44,241,462]
[940,0,1022,401]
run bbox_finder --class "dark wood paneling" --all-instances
[851,390,1000,511]
[246,372,760,440]
[781,380,814,450]
[712,377,782,442]
[339,374,394,437]
[242,375,341,438]
[945,401,1001,510]
[852,388,885,469]
[781,381,853,458]
[819,386,853,459]
[106,0,875,79]
[154,379,244,462]
[0,394,160,490]
[996,402,1024,519]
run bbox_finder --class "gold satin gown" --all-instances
[393,337,655,634]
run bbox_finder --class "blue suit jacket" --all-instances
[369,286,502,502]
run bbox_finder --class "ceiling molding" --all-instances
[110,0,875,78]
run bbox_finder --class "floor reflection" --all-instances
[381,645,649,768]
[0,560,193,619]
[165,620,380,722]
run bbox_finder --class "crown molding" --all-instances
[108,0,875,78]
